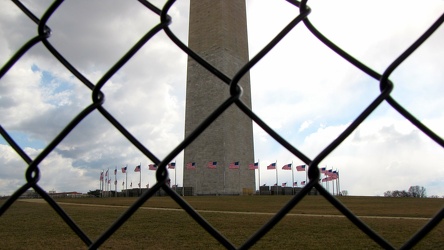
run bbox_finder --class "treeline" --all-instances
[384,185,427,198]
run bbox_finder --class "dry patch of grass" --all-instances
[1,196,443,249]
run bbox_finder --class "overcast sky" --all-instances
[1,0,443,197]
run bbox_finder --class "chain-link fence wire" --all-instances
[1,0,443,249]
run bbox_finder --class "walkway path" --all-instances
[19,199,431,221]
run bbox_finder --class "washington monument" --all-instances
[183,1,255,195]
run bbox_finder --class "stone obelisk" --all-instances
[183,0,255,195]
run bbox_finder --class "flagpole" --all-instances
[332,168,335,195]
[223,164,226,195]
[322,165,326,189]
[102,170,105,197]
[327,174,330,194]
[335,169,339,195]
[103,170,105,197]
[108,168,110,197]
[327,166,330,193]
[275,160,278,195]
[100,170,103,198]
[196,163,199,195]
[325,166,328,193]
[139,162,142,196]
[104,169,107,197]
[332,172,335,195]
[223,161,226,195]
[113,167,116,197]
[291,161,294,195]
[125,164,128,197]
[325,165,329,191]
[337,170,341,195]
[258,159,260,195]
[335,172,339,196]
[174,160,177,188]
[238,162,241,195]
[334,169,337,195]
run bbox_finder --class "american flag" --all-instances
[293,181,298,187]
[301,181,306,185]
[105,169,109,176]
[248,162,259,170]
[168,162,176,169]
[229,161,240,169]
[320,167,326,173]
[207,161,217,169]
[134,165,141,172]
[267,163,276,170]
[282,163,292,170]
[121,166,127,173]
[282,182,287,187]
[326,169,333,176]
[100,172,104,180]
[149,164,157,170]
[186,162,196,169]
[296,165,306,171]
[114,168,117,175]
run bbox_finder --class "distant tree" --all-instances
[384,186,427,198]
[429,195,440,198]
[391,190,409,197]
[408,186,427,198]
[384,191,392,197]
[341,190,348,196]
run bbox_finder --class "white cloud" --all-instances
[299,120,313,132]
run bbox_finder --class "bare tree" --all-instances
[408,186,427,198]
[384,186,427,198]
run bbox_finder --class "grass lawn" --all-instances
[1,195,443,249]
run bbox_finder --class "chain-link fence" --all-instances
[1,0,444,249]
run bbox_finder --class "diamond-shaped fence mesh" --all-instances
[1,0,444,249]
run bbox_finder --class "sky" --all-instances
[1,0,444,197]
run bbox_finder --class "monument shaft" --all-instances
[183,0,255,195]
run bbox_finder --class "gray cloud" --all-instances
[1,0,443,196]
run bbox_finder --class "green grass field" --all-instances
[1,195,443,249]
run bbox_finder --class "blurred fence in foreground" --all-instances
[1,0,444,249]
